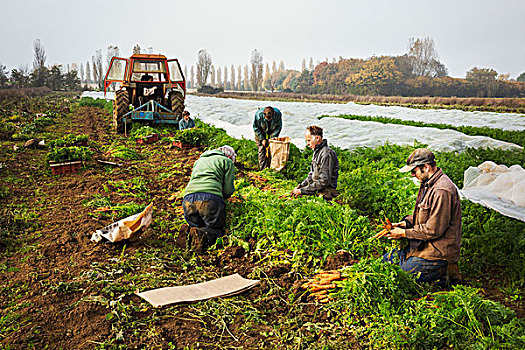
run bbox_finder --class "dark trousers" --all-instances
[383,248,447,283]
[182,192,225,245]
[255,137,270,170]
[318,187,338,201]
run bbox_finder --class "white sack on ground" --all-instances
[460,162,525,222]
[91,203,154,242]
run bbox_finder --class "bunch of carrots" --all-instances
[301,270,342,303]
[372,216,393,239]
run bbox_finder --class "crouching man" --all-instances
[182,145,236,252]
[291,125,339,200]
[385,148,462,284]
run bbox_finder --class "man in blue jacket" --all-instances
[253,106,282,170]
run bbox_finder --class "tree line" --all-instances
[191,38,525,98]
[0,39,81,91]
[2,37,524,98]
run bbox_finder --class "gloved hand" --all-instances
[261,139,269,148]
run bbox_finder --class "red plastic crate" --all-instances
[50,161,82,175]
[172,140,192,149]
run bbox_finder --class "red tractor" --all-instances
[104,54,186,133]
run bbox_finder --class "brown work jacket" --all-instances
[405,168,462,263]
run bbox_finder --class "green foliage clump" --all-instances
[129,125,159,140]
[336,143,418,219]
[47,134,88,148]
[78,97,113,113]
[365,285,525,349]
[335,258,422,315]
[229,183,375,263]
[15,114,55,139]
[174,126,210,146]
[46,146,93,162]
[460,201,525,281]
[105,145,141,160]
[333,260,525,349]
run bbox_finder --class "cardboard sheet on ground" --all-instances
[136,273,260,307]
[460,162,525,222]
[91,203,154,242]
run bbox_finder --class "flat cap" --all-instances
[400,148,435,172]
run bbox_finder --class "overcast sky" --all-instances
[1,0,524,78]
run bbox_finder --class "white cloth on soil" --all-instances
[460,161,525,222]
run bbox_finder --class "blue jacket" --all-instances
[179,118,195,130]
[253,107,282,140]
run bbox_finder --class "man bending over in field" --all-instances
[253,106,282,170]
[182,145,236,253]
[385,148,462,284]
[291,125,339,200]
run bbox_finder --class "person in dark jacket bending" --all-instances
[291,125,339,200]
[253,106,282,170]
[384,148,462,284]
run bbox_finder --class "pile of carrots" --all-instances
[301,270,342,303]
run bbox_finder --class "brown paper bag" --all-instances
[269,137,291,172]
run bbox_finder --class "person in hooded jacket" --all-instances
[182,145,236,252]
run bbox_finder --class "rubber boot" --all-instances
[187,227,206,254]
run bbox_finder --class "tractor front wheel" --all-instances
[170,92,184,120]
[114,88,129,133]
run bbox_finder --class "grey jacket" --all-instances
[405,168,462,263]
[299,139,339,195]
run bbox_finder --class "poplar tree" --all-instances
[85,60,91,83]
[238,66,242,90]
[243,65,249,91]
[223,66,228,90]
[250,49,263,92]
[230,65,235,91]
[210,65,216,85]
[217,66,222,85]
[79,63,84,83]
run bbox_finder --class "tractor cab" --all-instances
[104,54,186,133]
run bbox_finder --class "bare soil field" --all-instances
[0,95,360,349]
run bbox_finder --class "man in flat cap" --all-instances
[384,148,462,284]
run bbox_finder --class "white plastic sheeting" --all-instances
[460,162,525,222]
[81,92,523,152]
[184,95,522,152]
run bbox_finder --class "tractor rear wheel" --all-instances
[114,88,129,133]
[170,92,184,120]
